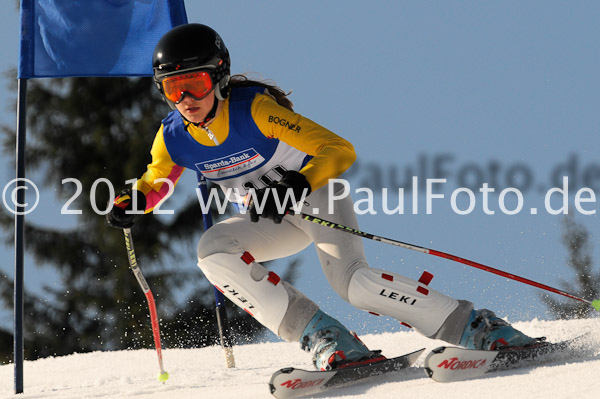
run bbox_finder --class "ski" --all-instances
[424,335,586,382]
[269,348,425,398]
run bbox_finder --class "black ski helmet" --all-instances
[153,24,231,107]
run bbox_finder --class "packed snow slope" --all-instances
[1,318,598,399]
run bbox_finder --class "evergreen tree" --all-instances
[0,75,299,363]
[541,213,600,319]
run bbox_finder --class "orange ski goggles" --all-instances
[161,71,214,104]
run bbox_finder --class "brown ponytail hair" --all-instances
[229,74,294,111]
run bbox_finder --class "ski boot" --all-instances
[459,309,540,350]
[300,310,385,370]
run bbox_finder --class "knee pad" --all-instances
[347,267,459,337]
[198,251,318,341]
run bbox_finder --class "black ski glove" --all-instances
[106,189,147,229]
[248,171,311,224]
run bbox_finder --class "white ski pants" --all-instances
[197,182,473,344]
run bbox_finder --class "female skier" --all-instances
[107,23,537,370]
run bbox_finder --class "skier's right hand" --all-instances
[106,189,147,229]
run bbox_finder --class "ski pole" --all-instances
[123,228,169,381]
[197,173,235,368]
[295,213,600,311]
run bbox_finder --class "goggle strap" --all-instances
[154,56,221,80]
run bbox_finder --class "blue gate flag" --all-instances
[19,0,188,78]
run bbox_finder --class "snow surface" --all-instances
[1,318,599,399]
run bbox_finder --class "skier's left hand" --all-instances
[247,171,311,224]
